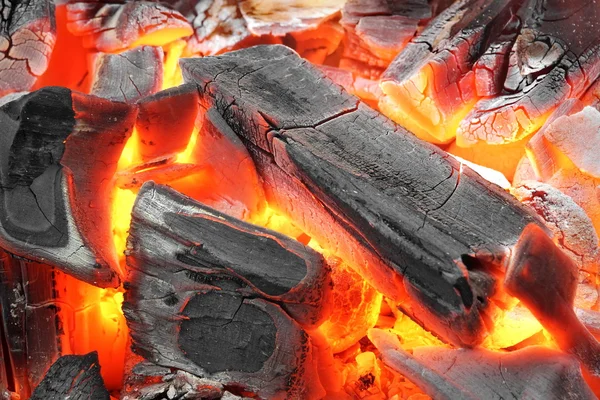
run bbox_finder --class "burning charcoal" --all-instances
[339,0,433,78]
[371,329,596,400]
[0,0,56,97]
[380,0,521,143]
[504,224,600,377]
[120,104,266,221]
[125,182,332,328]
[318,258,383,354]
[239,0,345,37]
[512,181,600,282]
[181,44,543,347]
[0,252,61,398]
[0,87,136,286]
[136,83,199,162]
[30,352,110,400]
[170,0,253,56]
[124,183,328,398]
[457,0,600,145]
[65,1,192,52]
[91,46,164,103]
[289,21,344,65]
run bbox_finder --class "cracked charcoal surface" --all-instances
[181,44,544,347]
[380,0,600,146]
[124,184,325,397]
[0,0,55,96]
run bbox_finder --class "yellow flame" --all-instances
[175,126,199,164]
[162,40,186,90]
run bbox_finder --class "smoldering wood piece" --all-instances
[125,221,325,399]
[136,83,199,161]
[91,46,164,103]
[457,0,600,145]
[380,0,523,143]
[165,0,252,56]
[181,44,543,347]
[371,329,596,400]
[65,1,192,52]
[0,87,136,287]
[125,182,332,328]
[0,0,56,97]
[0,252,61,398]
[505,224,600,377]
[30,352,109,400]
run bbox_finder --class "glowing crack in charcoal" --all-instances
[0,0,600,399]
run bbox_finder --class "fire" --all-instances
[54,272,127,391]
[8,2,600,399]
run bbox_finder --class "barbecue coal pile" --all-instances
[2,0,600,399]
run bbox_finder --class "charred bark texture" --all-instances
[371,329,596,400]
[30,352,110,400]
[0,0,56,96]
[181,44,544,347]
[0,87,136,287]
[123,182,328,398]
[91,46,164,103]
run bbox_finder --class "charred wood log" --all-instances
[91,46,164,103]
[30,352,110,400]
[0,87,136,286]
[0,251,61,398]
[371,329,596,400]
[65,0,192,52]
[125,182,332,328]
[123,182,329,398]
[0,0,56,97]
[180,44,544,347]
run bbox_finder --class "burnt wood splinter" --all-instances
[123,182,329,398]
[180,44,544,347]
